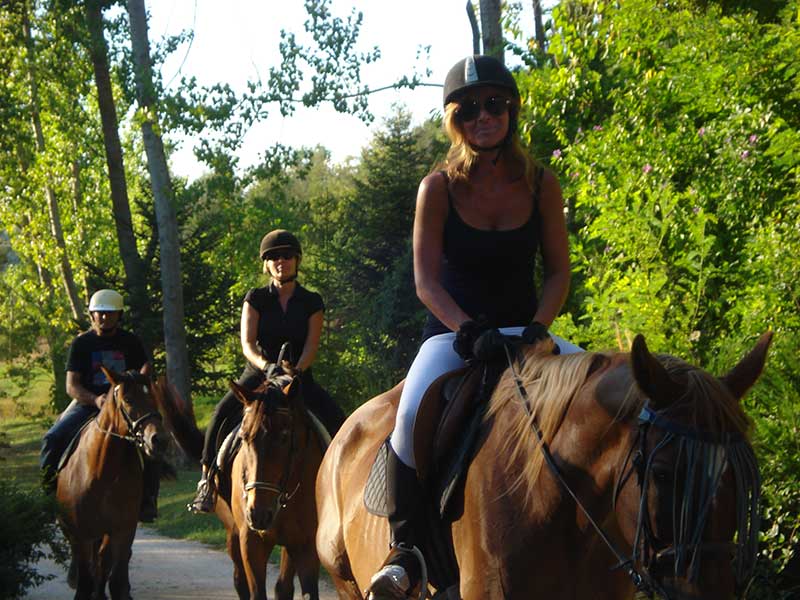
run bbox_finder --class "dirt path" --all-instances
[24,526,340,599]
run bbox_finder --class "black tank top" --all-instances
[422,169,543,340]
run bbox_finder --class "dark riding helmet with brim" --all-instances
[443,55,520,107]
[259,229,302,260]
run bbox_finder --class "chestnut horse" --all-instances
[57,367,167,600]
[316,333,771,600]
[158,373,326,600]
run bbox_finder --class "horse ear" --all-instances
[229,381,254,405]
[101,365,119,386]
[720,331,773,401]
[630,334,683,410]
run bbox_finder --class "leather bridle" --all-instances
[240,396,309,531]
[94,381,162,452]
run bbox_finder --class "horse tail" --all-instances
[154,377,204,462]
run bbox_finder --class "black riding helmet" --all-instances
[443,55,520,151]
[259,229,302,260]
[443,55,520,107]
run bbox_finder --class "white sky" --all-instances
[146,0,546,181]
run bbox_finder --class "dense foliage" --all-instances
[0,479,67,599]
[0,0,796,593]
[515,0,799,594]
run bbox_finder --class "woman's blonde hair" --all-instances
[438,97,540,190]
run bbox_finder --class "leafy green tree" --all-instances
[515,0,799,591]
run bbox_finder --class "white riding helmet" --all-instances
[88,289,124,312]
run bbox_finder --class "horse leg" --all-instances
[286,545,320,600]
[274,547,295,600]
[107,528,136,600]
[239,528,270,600]
[93,536,111,599]
[226,529,250,599]
[72,539,95,600]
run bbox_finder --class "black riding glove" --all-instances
[472,327,508,362]
[453,319,488,361]
[521,321,561,355]
[521,321,548,344]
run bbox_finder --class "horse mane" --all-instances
[488,342,608,503]
[487,342,753,507]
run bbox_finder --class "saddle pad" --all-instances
[364,440,389,517]
[217,423,242,473]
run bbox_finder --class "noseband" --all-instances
[241,404,308,528]
[94,382,163,452]
[505,347,759,600]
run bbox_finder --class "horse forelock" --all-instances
[240,387,286,441]
[487,347,612,504]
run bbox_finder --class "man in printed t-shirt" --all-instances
[39,289,160,522]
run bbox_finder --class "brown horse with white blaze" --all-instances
[56,367,167,600]
[316,333,771,600]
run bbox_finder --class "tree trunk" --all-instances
[532,0,547,53]
[22,3,86,328]
[479,0,503,62]
[466,2,480,55]
[126,0,192,405]
[84,0,149,334]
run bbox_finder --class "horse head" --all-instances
[99,366,167,460]
[611,332,772,600]
[231,373,305,533]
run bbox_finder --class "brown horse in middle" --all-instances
[159,373,326,600]
[317,333,770,600]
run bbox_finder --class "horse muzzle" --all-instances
[246,504,274,533]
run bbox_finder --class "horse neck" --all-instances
[555,357,638,508]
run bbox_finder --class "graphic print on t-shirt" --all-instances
[91,350,126,388]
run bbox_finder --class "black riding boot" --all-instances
[139,459,160,523]
[369,444,424,599]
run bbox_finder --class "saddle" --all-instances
[364,362,489,519]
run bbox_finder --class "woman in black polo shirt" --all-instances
[189,229,345,513]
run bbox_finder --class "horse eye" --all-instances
[652,469,672,484]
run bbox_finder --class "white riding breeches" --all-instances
[389,327,584,468]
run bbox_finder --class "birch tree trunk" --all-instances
[22,4,86,327]
[466,2,480,55]
[85,0,150,335]
[126,0,191,405]
[479,0,503,62]
[532,0,547,53]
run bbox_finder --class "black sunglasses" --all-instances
[265,251,297,261]
[455,96,511,123]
